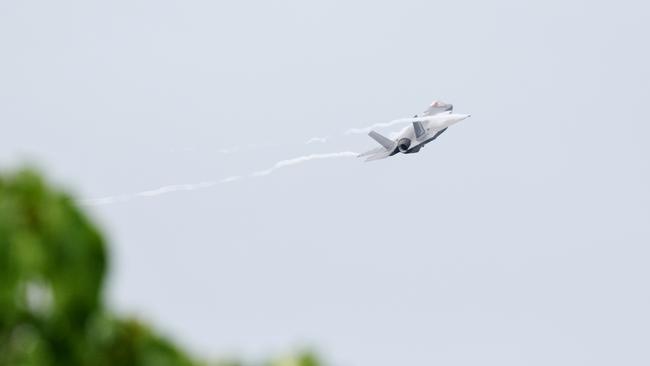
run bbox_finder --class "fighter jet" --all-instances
[358,101,470,161]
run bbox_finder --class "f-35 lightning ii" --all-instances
[359,101,470,161]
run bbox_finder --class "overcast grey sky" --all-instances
[1,1,649,365]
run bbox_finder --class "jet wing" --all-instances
[359,130,397,162]
[422,100,453,116]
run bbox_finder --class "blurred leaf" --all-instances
[0,168,322,366]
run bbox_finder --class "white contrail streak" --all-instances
[344,115,440,135]
[305,137,328,144]
[83,108,443,207]
[81,153,356,206]
[136,181,216,197]
[219,175,243,183]
[81,176,243,206]
[171,116,424,158]
[170,114,433,159]
[250,151,358,177]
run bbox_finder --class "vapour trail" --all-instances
[81,176,242,206]
[85,114,429,206]
[344,115,439,135]
[250,151,358,177]
[82,152,356,206]
[176,115,417,156]
[175,115,417,158]
[305,137,328,144]
[300,116,428,144]
[85,110,440,206]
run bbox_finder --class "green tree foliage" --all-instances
[0,169,320,366]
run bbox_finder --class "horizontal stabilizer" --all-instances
[358,146,386,158]
[364,150,393,162]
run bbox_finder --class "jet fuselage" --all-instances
[392,112,470,154]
